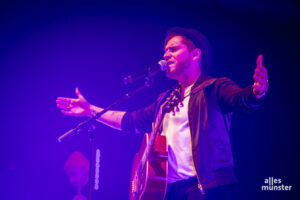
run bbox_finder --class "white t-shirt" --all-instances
[161,84,197,183]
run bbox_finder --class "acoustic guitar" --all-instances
[129,86,183,200]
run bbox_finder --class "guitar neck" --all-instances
[141,114,164,164]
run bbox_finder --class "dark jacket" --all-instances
[121,76,264,190]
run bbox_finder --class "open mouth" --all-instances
[167,61,174,66]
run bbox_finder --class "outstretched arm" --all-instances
[215,54,269,112]
[56,88,125,130]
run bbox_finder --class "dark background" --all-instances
[0,0,299,199]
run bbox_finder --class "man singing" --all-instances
[56,27,269,200]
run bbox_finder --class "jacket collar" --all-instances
[192,75,213,90]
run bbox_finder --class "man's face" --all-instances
[163,35,192,80]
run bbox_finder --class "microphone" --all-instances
[158,60,168,71]
[123,60,167,85]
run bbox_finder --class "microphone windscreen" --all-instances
[158,60,167,71]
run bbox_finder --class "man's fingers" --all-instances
[61,110,75,116]
[256,54,263,67]
[56,96,80,110]
[75,88,87,101]
[56,99,69,106]
[255,65,267,75]
[56,98,74,106]
[253,74,264,83]
[254,69,268,80]
[56,100,69,107]
[260,65,267,73]
[56,103,68,109]
[75,87,80,97]
[56,97,72,102]
[253,84,262,91]
[253,74,268,91]
[253,82,266,91]
[253,83,267,92]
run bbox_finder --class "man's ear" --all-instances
[192,48,201,61]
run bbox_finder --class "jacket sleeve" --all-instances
[121,102,156,134]
[215,77,265,113]
[120,89,171,134]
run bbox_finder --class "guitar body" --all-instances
[129,133,168,200]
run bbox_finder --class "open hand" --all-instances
[56,88,92,117]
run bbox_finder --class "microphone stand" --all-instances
[57,77,154,200]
